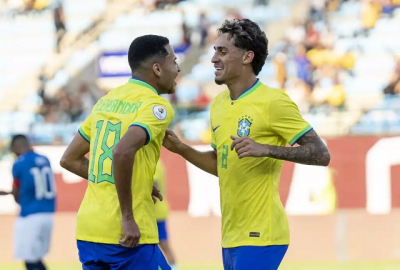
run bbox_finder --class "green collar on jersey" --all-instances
[230,79,262,100]
[128,77,158,95]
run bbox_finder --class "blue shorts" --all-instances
[157,220,168,241]
[77,240,171,270]
[222,245,288,270]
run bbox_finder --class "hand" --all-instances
[119,217,141,248]
[230,135,268,159]
[152,185,163,204]
[163,129,184,154]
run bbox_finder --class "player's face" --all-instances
[211,33,246,85]
[11,145,22,157]
[159,45,180,94]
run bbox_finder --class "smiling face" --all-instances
[211,33,248,85]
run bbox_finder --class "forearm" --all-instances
[113,153,134,220]
[264,144,330,166]
[60,156,89,179]
[178,144,218,176]
[0,191,9,196]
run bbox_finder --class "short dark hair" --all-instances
[11,134,28,147]
[128,35,170,72]
[218,19,268,75]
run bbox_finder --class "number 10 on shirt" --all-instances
[88,120,122,184]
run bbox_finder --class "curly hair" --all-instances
[218,19,268,75]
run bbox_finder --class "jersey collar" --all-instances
[230,79,262,100]
[128,78,158,95]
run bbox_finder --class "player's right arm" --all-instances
[113,126,147,248]
[163,129,218,177]
[114,100,173,248]
[60,114,91,179]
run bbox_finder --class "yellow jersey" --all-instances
[210,80,312,248]
[76,78,174,245]
[154,160,170,221]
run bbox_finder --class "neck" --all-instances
[131,73,161,95]
[227,74,257,100]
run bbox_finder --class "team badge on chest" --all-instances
[237,115,253,137]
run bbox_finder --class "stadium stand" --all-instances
[1,0,400,146]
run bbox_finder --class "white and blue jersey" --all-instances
[12,151,56,217]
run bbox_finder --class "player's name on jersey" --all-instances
[95,99,142,114]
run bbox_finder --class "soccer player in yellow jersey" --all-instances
[163,19,331,270]
[153,160,179,270]
[60,35,180,270]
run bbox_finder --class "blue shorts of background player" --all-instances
[77,240,171,270]
[157,220,168,241]
[222,245,289,270]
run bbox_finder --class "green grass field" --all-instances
[2,262,400,270]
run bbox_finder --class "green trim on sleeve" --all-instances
[78,127,90,142]
[130,122,152,145]
[289,125,313,146]
[211,143,217,150]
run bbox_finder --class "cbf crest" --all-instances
[237,115,253,137]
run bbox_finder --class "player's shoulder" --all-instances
[259,82,292,103]
[144,95,174,118]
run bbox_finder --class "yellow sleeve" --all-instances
[130,101,174,145]
[78,114,92,142]
[269,92,312,146]
[211,120,217,151]
[210,100,217,150]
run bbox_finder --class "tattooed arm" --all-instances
[60,133,90,179]
[230,129,331,166]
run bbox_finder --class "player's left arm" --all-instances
[60,134,90,179]
[60,114,91,179]
[231,93,331,166]
[0,191,10,196]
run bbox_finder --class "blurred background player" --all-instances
[0,134,56,270]
[163,18,330,270]
[153,160,179,270]
[60,34,179,270]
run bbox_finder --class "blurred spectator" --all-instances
[53,0,66,53]
[327,73,345,108]
[383,57,400,95]
[360,0,382,36]
[199,13,210,48]
[304,21,320,51]
[273,50,287,89]
[295,44,313,86]
[310,0,327,21]
[285,20,306,46]
[182,11,190,45]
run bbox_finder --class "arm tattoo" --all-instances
[267,130,331,166]
[80,157,90,179]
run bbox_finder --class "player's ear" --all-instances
[152,63,162,77]
[243,51,254,65]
